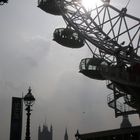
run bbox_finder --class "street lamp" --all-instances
[23,87,35,140]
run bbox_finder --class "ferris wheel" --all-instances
[38,0,140,117]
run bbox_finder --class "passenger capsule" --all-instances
[79,57,107,80]
[125,94,140,110]
[38,0,61,15]
[0,0,8,5]
[53,28,85,48]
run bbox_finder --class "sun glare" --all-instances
[82,0,102,10]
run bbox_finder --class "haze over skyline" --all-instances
[0,0,140,140]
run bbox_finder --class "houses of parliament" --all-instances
[38,124,68,140]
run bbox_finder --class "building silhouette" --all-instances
[75,115,140,140]
[38,124,53,140]
[38,124,69,140]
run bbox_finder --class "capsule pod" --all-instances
[0,0,8,5]
[79,57,106,80]
[53,28,85,48]
[125,94,140,110]
[38,0,61,15]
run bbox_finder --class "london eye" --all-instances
[38,0,140,117]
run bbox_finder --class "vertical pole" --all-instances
[25,106,31,140]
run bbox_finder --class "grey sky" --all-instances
[0,0,140,140]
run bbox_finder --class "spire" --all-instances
[38,125,41,140]
[38,125,41,132]
[50,124,53,140]
[120,114,132,128]
[43,124,48,132]
[64,128,68,140]
[45,117,47,126]
[43,118,49,132]
[50,124,53,132]
[75,130,80,140]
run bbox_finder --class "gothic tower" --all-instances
[38,124,53,140]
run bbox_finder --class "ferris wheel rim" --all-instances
[59,0,140,64]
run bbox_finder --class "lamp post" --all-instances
[23,87,35,140]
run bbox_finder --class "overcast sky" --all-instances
[0,0,140,140]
